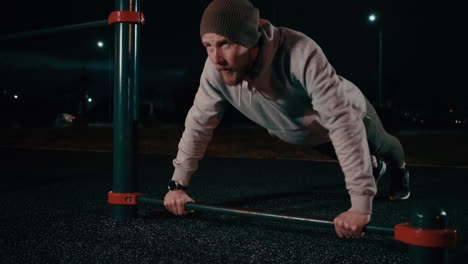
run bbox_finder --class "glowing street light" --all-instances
[369,14,377,22]
[97,41,104,48]
[14,95,19,99]
[88,97,93,103]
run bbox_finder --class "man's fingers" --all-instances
[335,220,363,239]
[350,225,359,238]
[176,200,185,215]
[334,227,343,238]
[178,198,194,215]
[350,226,363,238]
[164,190,195,216]
[170,201,177,215]
[343,223,350,231]
[334,219,345,238]
[167,200,181,215]
[334,211,370,239]
[340,228,351,239]
[354,227,363,238]
[163,200,173,214]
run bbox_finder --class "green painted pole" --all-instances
[0,20,108,40]
[112,0,137,222]
[408,207,449,264]
[130,0,141,201]
[137,197,395,235]
[132,0,141,123]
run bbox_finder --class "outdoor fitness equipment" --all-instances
[108,193,458,264]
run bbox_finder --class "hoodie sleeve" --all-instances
[171,60,226,187]
[297,44,376,215]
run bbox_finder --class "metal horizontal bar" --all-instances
[137,196,395,235]
[0,20,108,41]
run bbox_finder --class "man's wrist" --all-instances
[168,180,188,191]
[172,167,193,187]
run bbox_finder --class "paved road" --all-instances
[1,149,467,263]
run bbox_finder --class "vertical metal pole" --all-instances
[378,25,383,108]
[112,0,136,221]
[130,0,141,209]
[132,0,141,123]
[408,207,449,264]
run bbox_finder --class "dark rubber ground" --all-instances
[1,149,467,263]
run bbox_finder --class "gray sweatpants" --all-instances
[315,98,405,168]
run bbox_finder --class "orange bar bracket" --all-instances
[108,11,145,25]
[394,223,458,248]
[108,191,143,205]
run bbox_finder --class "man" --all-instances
[164,0,410,239]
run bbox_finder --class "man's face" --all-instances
[202,33,258,86]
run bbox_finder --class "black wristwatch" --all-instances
[168,180,188,191]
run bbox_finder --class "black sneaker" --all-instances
[373,159,387,184]
[389,167,411,200]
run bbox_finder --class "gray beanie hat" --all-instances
[200,0,261,48]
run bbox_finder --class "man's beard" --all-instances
[218,51,256,86]
[219,69,246,86]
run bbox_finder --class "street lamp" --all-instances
[368,13,383,108]
[97,41,104,48]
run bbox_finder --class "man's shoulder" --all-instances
[259,20,320,58]
[278,26,320,52]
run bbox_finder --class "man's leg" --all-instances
[363,99,404,168]
[363,98,410,200]
[313,98,409,199]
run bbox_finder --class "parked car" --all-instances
[55,113,75,128]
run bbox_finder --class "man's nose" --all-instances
[211,48,225,65]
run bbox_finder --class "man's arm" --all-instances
[165,60,226,215]
[295,42,375,238]
[298,45,376,214]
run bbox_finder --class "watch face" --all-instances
[168,180,177,190]
[168,180,187,191]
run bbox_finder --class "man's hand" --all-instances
[164,190,195,216]
[333,211,371,239]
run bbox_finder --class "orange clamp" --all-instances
[394,223,458,248]
[108,191,143,205]
[108,11,145,25]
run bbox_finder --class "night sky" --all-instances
[1,0,467,114]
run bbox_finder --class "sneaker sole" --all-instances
[375,161,386,183]
[389,192,411,200]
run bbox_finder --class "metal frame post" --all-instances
[407,208,449,264]
[111,0,142,222]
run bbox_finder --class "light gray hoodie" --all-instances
[171,20,376,214]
